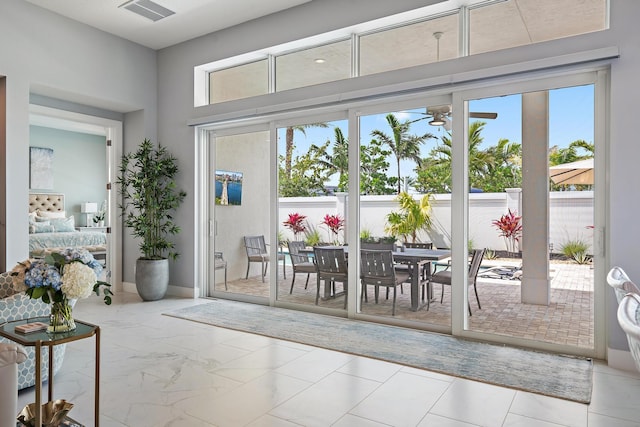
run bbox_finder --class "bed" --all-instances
[28,193,107,260]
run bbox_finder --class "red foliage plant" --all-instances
[492,209,522,255]
[283,213,307,237]
[322,214,345,236]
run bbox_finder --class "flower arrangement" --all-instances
[321,214,345,244]
[11,248,113,332]
[283,213,307,240]
[492,209,522,256]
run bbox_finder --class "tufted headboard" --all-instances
[28,193,65,213]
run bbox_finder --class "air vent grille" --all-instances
[119,0,175,22]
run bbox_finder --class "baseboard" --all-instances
[121,281,196,298]
[607,346,636,372]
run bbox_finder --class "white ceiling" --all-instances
[22,0,312,50]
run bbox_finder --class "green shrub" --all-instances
[560,240,591,264]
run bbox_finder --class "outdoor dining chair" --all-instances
[287,241,317,294]
[430,248,485,315]
[243,235,286,282]
[214,251,227,290]
[360,249,410,316]
[313,247,348,308]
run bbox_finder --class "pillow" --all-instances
[28,211,37,224]
[36,209,66,219]
[30,222,54,233]
[50,216,75,232]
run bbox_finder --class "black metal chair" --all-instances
[243,235,286,282]
[430,248,485,315]
[360,249,410,316]
[313,247,348,308]
[287,241,316,294]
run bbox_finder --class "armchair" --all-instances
[0,342,27,427]
[0,271,68,390]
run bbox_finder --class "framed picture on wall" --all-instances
[215,170,243,205]
[29,147,54,190]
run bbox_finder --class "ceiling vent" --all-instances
[119,0,175,22]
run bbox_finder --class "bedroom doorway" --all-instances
[28,104,123,289]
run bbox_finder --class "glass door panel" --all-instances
[276,119,348,311]
[208,129,271,300]
[357,105,452,326]
[464,85,595,352]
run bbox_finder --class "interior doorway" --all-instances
[28,104,123,289]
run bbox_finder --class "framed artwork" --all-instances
[30,147,54,190]
[215,170,243,205]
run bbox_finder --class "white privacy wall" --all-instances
[278,191,594,254]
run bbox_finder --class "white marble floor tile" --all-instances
[416,414,480,427]
[430,378,516,426]
[502,413,567,426]
[349,371,451,426]
[336,355,402,382]
[509,391,587,427]
[275,347,354,382]
[213,344,309,383]
[177,371,312,426]
[269,371,380,426]
[246,413,304,426]
[333,413,392,426]
[587,412,640,427]
[589,370,640,422]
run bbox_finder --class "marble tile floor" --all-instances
[16,291,640,427]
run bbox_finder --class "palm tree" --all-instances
[385,192,432,243]
[284,123,329,179]
[428,120,492,189]
[317,127,349,191]
[371,114,435,194]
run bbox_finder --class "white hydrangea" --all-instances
[61,262,97,299]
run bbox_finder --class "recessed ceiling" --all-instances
[22,0,312,50]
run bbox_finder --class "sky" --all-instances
[277,84,595,186]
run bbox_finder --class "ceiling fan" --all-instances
[409,104,498,130]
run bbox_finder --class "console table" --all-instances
[0,317,100,427]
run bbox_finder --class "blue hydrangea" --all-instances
[23,260,62,290]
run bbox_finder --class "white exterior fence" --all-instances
[279,190,594,255]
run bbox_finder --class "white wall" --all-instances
[214,131,271,281]
[278,192,594,254]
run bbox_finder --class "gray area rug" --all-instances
[164,299,592,403]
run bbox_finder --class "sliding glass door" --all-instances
[275,115,348,312]
[207,128,272,301]
[458,73,603,356]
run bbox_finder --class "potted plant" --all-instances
[117,139,187,301]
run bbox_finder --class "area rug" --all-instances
[164,300,592,403]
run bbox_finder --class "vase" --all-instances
[48,299,76,333]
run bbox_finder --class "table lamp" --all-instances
[80,202,98,226]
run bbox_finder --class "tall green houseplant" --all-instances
[117,139,186,300]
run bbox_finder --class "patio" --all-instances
[217,260,594,349]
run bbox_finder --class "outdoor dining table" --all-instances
[303,245,451,311]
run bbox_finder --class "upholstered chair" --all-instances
[0,271,68,389]
[0,342,27,427]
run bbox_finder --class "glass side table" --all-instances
[0,317,100,427]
